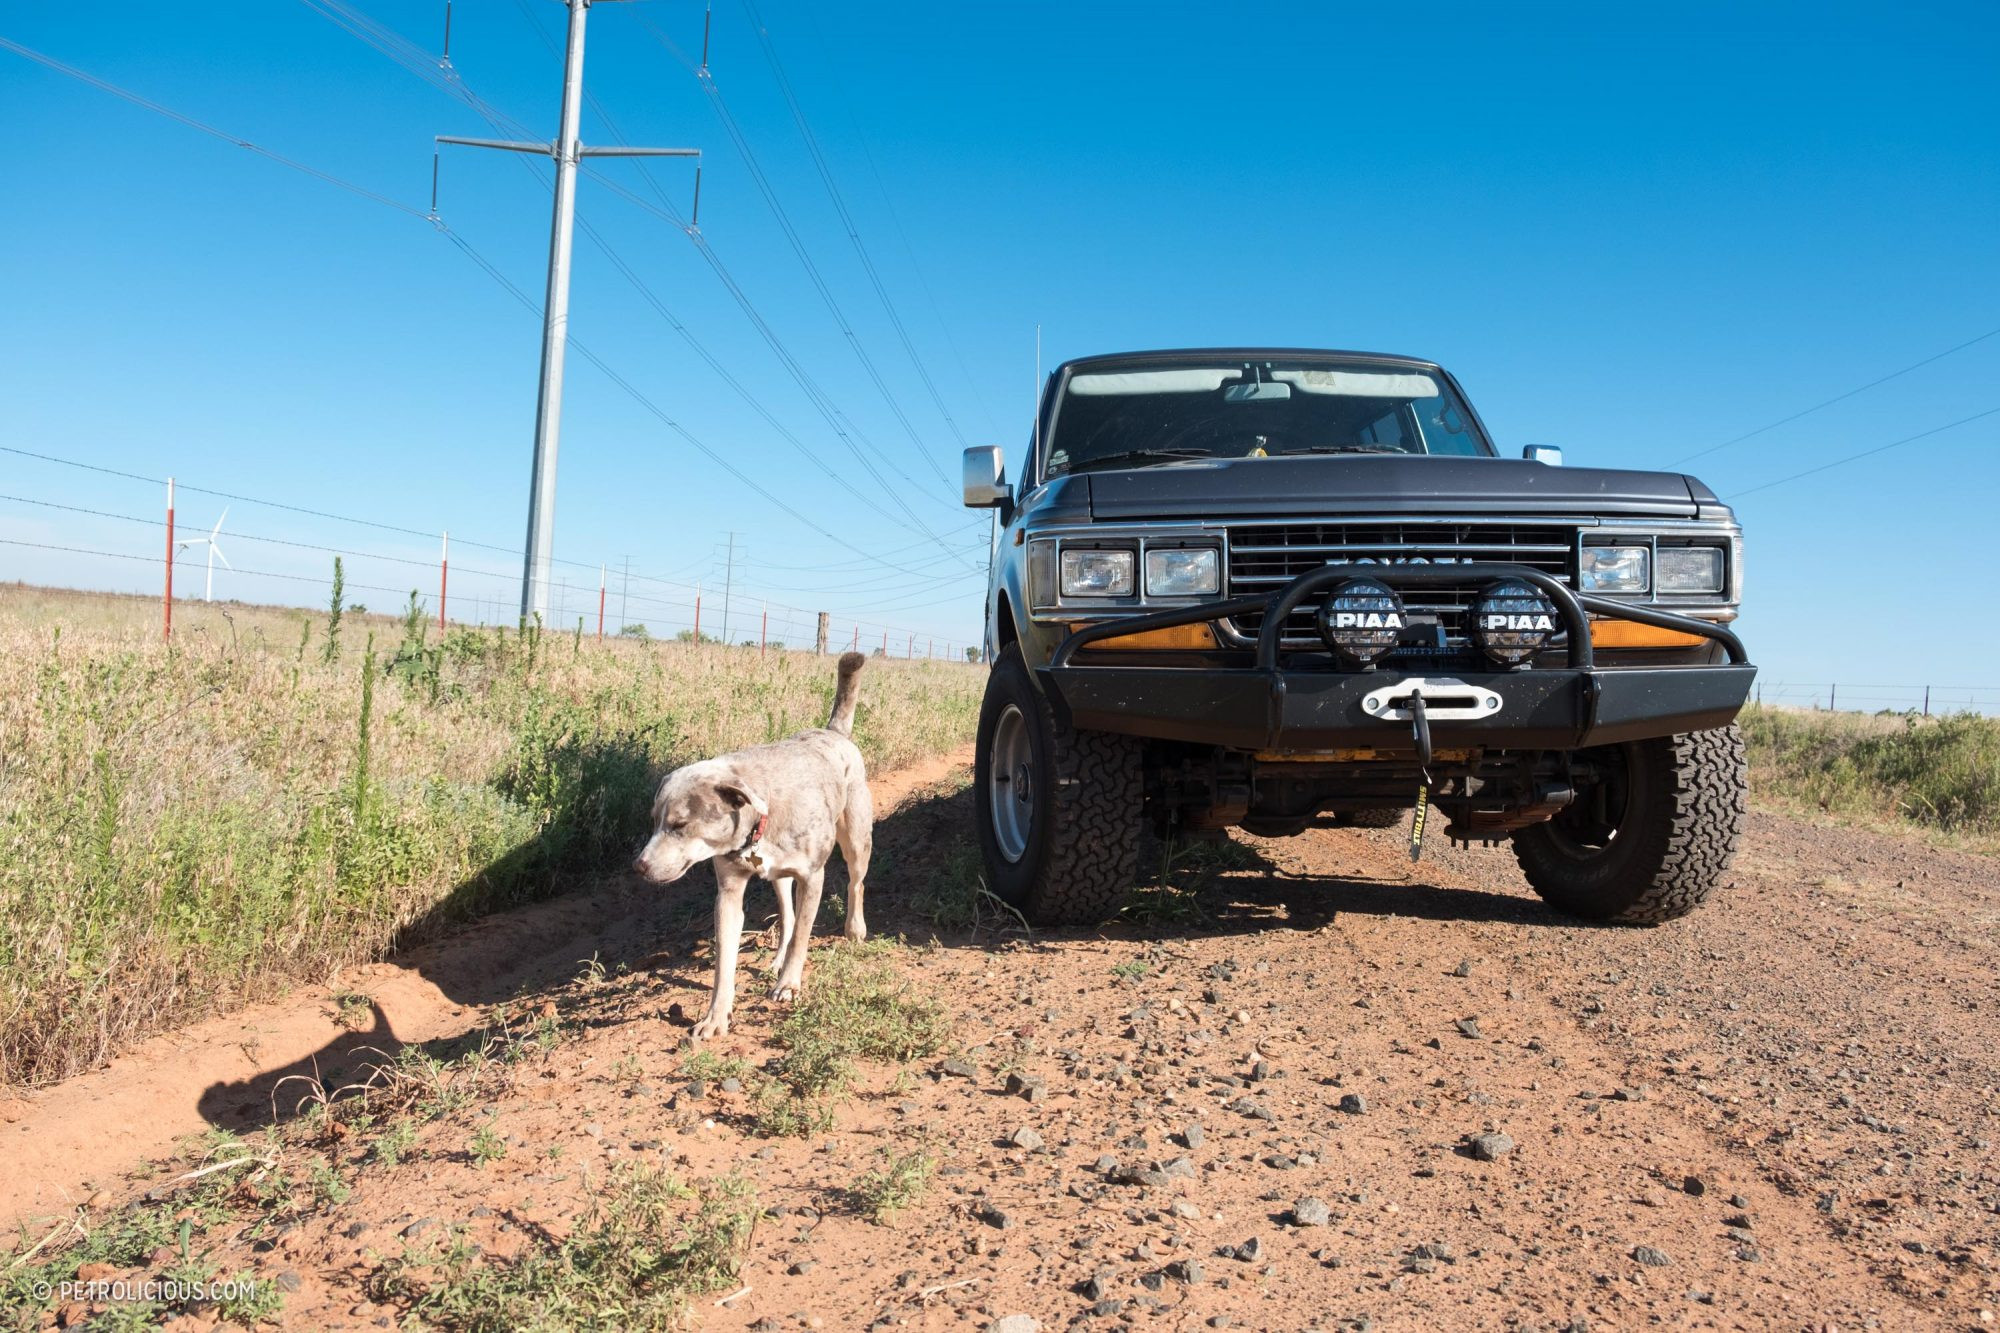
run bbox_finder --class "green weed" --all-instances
[853,1149,936,1223]
[369,1165,750,1332]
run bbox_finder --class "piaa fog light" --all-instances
[1470,579,1559,667]
[1315,577,1406,668]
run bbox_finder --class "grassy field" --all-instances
[1738,702,2000,847]
[0,584,983,1089]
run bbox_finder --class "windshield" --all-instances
[1042,357,1492,477]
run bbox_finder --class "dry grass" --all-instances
[1740,702,2000,850]
[0,584,983,1088]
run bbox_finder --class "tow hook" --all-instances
[1408,688,1433,769]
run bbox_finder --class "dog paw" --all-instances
[690,1011,731,1042]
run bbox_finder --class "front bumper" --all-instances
[1037,563,1756,752]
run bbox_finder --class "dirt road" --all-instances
[7,752,1997,1330]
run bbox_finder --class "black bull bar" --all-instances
[1039,564,1756,752]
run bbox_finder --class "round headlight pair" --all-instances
[1315,577,1561,669]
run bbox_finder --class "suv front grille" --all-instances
[1226,521,1577,654]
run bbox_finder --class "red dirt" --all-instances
[8,749,1998,1330]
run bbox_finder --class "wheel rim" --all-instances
[989,702,1035,863]
[1544,742,1641,859]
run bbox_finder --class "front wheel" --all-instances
[974,645,1143,925]
[1511,726,1746,925]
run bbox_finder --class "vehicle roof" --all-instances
[1052,347,1445,375]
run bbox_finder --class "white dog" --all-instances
[633,652,872,1040]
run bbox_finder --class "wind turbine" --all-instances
[177,508,232,601]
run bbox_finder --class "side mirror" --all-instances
[962,446,1010,507]
[1522,444,1563,467]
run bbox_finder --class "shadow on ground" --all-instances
[195,771,1566,1129]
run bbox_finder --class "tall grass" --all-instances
[0,585,983,1087]
[1739,703,2000,842]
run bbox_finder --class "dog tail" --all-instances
[827,651,866,736]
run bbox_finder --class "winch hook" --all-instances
[1408,688,1432,770]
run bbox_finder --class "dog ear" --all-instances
[714,777,769,818]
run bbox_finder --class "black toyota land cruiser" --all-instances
[963,348,1754,927]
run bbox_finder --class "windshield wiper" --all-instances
[1062,448,1212,474]
[1280,445,1410,456]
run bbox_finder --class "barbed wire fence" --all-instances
[1751,681,2000,718]
[9,457,2000,705]
[0,452,990,663]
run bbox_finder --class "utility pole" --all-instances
[721,531,737,646]
[618,554,630,633]
[436,0,698,623]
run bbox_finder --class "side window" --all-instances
[1357,407,1412,449]
[1415,395,1483,456]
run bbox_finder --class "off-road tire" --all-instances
[1512,725,1745,925]
[1336,808,1407,829]
[976,645,1143,925]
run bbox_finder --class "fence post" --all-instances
[596,563,606,641]
[816,611,829,655]
[163,476,175,642]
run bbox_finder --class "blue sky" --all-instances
[3,1,1997,700]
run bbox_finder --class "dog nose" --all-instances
[632,857,650,878]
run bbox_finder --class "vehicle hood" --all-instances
[1080,455,1701,521]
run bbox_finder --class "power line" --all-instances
[324,0,975,570]
[4,26,986,643]
[0,491,524,582]
[0,34,428,219]
[732,0,975,456]
[1726,406,1999,498]
[797,2,1001,437]
[1675,322,2000,466]
[0,444,526,559]
[667,16,955,493]
[434,224,976,580]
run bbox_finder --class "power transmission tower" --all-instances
[436,0,699,623]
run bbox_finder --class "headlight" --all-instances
[1580,545,1649,593]
[1315,577,1406,669]
[1059,548,1135,597]
[1144,548,1219,597]
[1469,579,1559,668]
[1657,546,1724,594]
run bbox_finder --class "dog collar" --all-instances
[733,813,769,863]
